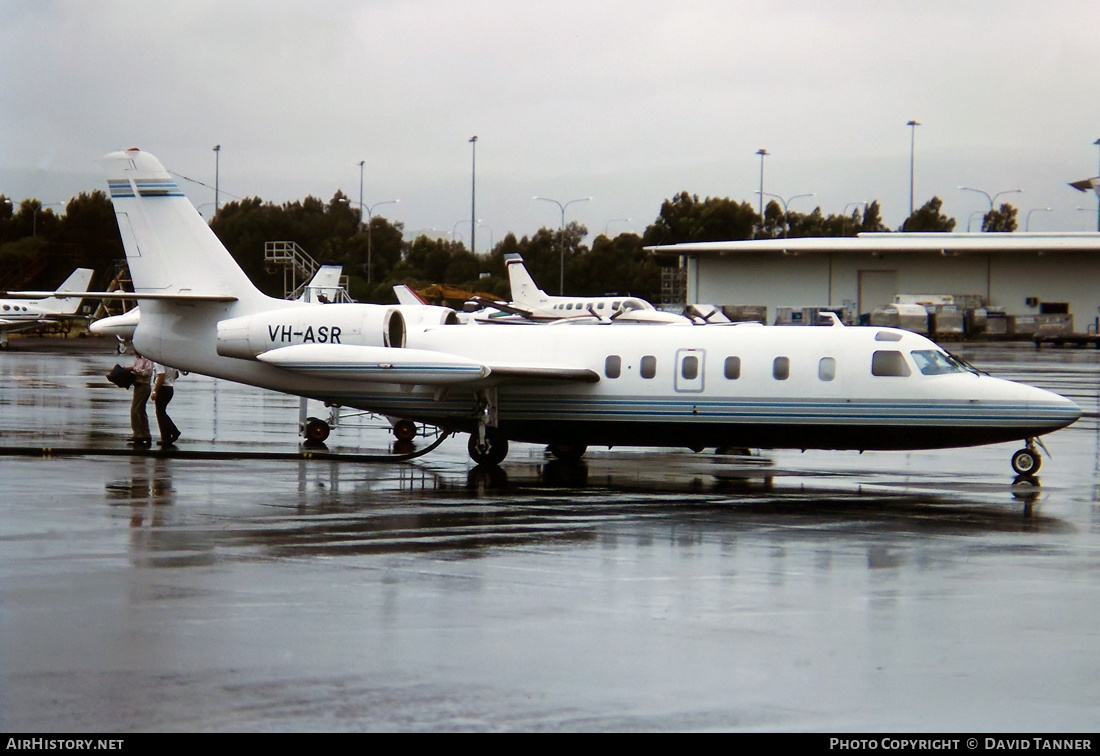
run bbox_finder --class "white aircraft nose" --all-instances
[1025,384,1082,433]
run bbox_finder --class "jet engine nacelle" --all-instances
[216,303,405,360]
[393,304,462,327]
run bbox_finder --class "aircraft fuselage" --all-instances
[134,296,1079,454]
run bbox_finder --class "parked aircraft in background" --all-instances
[0,268,94,347]
[395,256,700,325]
[504,253,691,323]
[97,148,1080,474]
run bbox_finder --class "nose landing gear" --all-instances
[1011,438,1049,476]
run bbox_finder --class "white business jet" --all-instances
[100,148,1079,474]
[0,268,94,347]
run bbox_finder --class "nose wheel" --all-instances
[1011,440,1045,476]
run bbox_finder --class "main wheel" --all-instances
[304,417,330,443]
[393,419,417,442]
[468,429,509,466]
[547,442,587,463]
[1011,447,1041,476]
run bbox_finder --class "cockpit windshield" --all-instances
[910,349,973,376]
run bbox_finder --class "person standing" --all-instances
[152,362,181,446]
[128,351,154,445]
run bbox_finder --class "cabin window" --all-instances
[597,302,605,310]
[612,301,622,310]
[605,355,622,379]
[818,357,836,381]
[773,356,790,380]
[640,355,657,379]
[724,356,741,380]
[872,350,911,377]
[681,355,699,380]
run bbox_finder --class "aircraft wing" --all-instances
[484,364,600,383]
[0,318,43,329]
[470,296,535,318]
[254,343,599,386]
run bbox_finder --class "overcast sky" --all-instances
[4,0,1100,248]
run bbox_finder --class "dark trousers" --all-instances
[155,386,180,442]
[130,380,151,439]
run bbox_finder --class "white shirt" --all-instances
[155,363,178,387]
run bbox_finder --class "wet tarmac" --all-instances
[1,336,1099,732]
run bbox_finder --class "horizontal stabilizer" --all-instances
[1,291,236,302]
[1069,177,1100,195]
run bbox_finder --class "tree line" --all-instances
[0,188,1018,304]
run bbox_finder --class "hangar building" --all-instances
[652,232,1100,335]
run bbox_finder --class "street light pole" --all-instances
[213,145,221,215]
[1093,138,1100,231]
[32,201,65,238]
[907,120,920,217]
[959,186,1022,231]
[469,136,478,254]
[755,148,769,219]
[1025,207,1052,231]
[754,191,813,238]
[358,160,365,232]
[363,199,398,283]
[534,195,591,295]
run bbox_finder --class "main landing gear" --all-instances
[1011,438,1049,477]
[547,442,588,463]
[468,387,508,466]
[303,416,331,445]
[468,427,508,466]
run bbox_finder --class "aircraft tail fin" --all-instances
[103,148,264,305]
[298,264,344,302]
[393,284,430,306]
[504,253,545,305]
[38,268,94,314]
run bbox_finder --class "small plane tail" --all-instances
[504,253,545,305]
[38,268,94,314]
[103,148,264,306]
[298,265,344,303]
[393,284,430,306]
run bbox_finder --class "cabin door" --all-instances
[675,348,705,393]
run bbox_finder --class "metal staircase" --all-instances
[91,259,136,320]
[264,240,351,302]
[264,241,317,300]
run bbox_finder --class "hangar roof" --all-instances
[648,232,1100,257]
